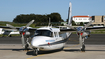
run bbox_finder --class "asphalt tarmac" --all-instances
[0,34,105,59]
[0,34,105,45]
[0,44,105,59]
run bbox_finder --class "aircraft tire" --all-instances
[9,35,12,37]
[33,48,38,56]
[81,44,85,52]
[25,44,29,50]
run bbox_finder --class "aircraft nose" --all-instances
[31,41,39,48]
[31,37,42,48]
[31,36,51,48]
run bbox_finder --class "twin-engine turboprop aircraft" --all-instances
[0,2,105,56]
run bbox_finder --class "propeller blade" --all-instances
[21,34,25,48]
[26,20,35,27]
[65,24,76,30]
[6,24,16,29]
[84,20,94,28]
[6,24,18,31]
[79,34,82,48]
[79,20,93,31]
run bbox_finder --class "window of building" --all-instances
[104,17,105,20]
[79,18,82,20]
[84,19,87,20]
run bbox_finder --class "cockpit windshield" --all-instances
[34,30,52,37]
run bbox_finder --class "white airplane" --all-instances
[0,28,19,37]
[0,2,105,56]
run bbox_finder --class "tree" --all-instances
[13,13,64,23]
[72,20,76,25]
[80,22,84,26]
[13,13,64,26]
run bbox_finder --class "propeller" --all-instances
[72,21,93,51]
[65,24,76,30]
[78,21,93,35]
[6,20,35,47]
[19,20,35,47]
[66,20,93,42]
[66,20,93,32]
[21,33,25,47]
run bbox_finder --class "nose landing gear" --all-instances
[33,48,38,56]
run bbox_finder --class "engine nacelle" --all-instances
[82,32,89,37]
[82,31,90,39]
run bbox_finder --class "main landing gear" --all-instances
[24,38,30,51]
[79,37,85,52]
[25,44,29,51]
[81,44,85,52]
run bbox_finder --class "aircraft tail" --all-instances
[67,2,72,26]
[66,2,72,37]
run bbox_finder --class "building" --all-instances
[92,16,105,26]
[72,15,91,25]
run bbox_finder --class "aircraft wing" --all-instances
[0,26,20,30]
[60,29,76,32]
[60,26,105,32]
[0,26,37,31]
[86,26,105,30]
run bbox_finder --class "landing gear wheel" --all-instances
[81,44,85,52]
[25,44,29,51]
[9,35,12,37]
[33,48,38,56]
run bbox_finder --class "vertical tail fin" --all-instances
[67,2,72,26]
[66,2,72,36]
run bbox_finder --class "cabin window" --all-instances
[54,32,59,37]
[54,32,57,37]
[34,30,52,37]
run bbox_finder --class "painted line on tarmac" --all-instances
[27,54,44,59]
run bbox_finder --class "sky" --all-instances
[0,0,105,22]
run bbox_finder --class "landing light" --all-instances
[48,42,50,45]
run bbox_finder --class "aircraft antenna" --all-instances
[48,17,52,27]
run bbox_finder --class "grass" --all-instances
[91,31,105,34]
[0,34,20,37]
